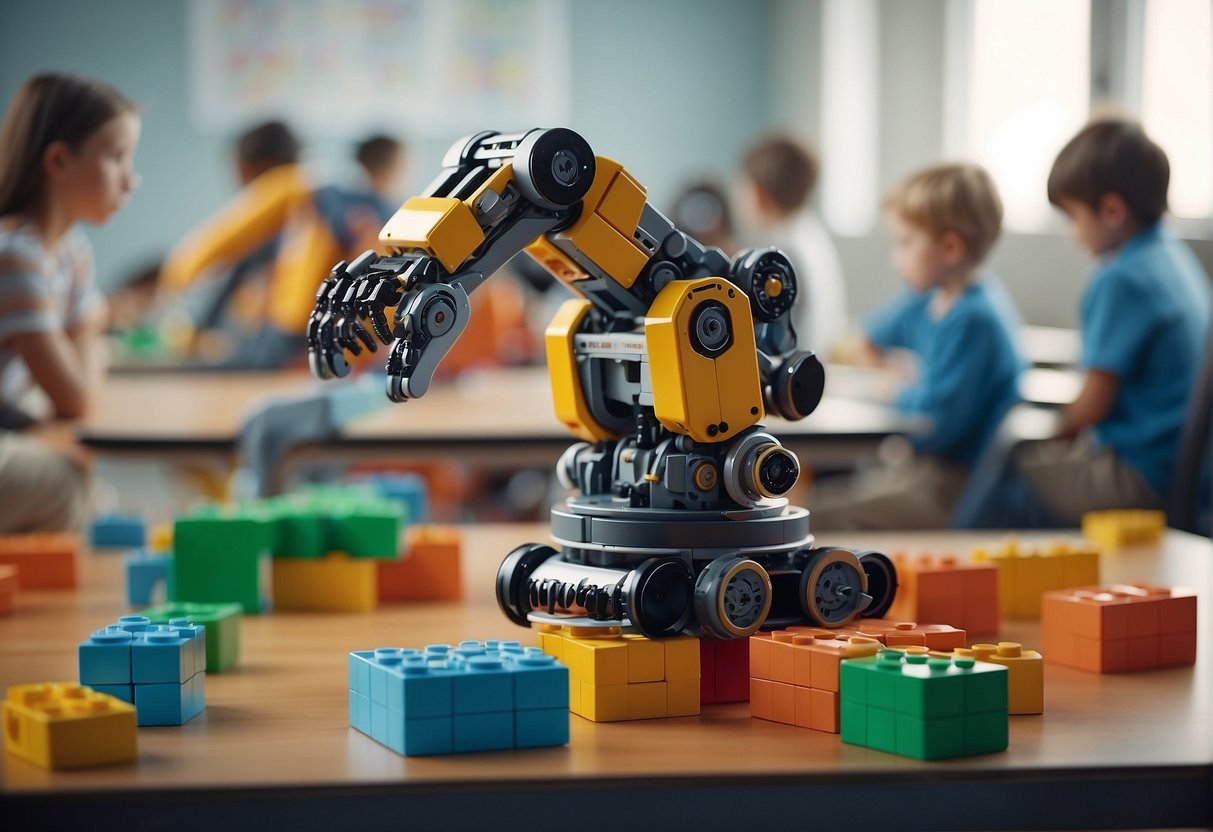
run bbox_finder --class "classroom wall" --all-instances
[0,0,772,292]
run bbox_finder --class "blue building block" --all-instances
[348,641,568,756]
[79,627,134,685]
[125,549,168,607]
[355,473,429,524]
[115,614,153,633]
[90,683,134,705]
[132,624,203,684]
[134,673,205,726]
[92,513,146,549]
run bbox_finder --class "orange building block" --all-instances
[856,619,969,651]
[751,629,881,732]
[377,525,462,602]
[0,564,17,615]
[889,553,999,635]
[0,533,78,588]
[1041,583,1197,673]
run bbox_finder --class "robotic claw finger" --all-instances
[306,128,897,639]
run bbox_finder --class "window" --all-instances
[1141,0,1212,219]
[946,0,1091,232]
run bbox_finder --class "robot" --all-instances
[307,128,897,640]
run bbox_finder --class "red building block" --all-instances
[1041,583,1197,673]
[377,525,463,602]
[889,553,999,635]
[700,637,750,703]
[0,564,17,615]
[0,533,78,588]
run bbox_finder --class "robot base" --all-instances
[496,495,897,640]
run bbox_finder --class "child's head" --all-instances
[0,73,140,224]
[355,134,405,198]
[882,164,1003,292]
[1047,118,1169,256]
[671,179,736,253]
[737,134,820,228]
[235,120,300,185]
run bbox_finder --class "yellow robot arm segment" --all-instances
[544,297,620,442]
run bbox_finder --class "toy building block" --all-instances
[348,641,568,755]
[700,637,750,704]
[3,682,137,770]
[148,522,174,554]
[330,501,402,559]
[171,511,271,613]
[537,625,699,722]
[1041,583,1197,673]
[126,549,168,607]
[966,643,1043,714]
[272,552,377,612]
[1082,509,1166,550]
[840,648,1009,760]
[79,616,207,725]
[91,513,146,549]
[888,553,999,636]
[0,533,78,589]
[352,472,429,524]
[751,629,882,732]
[972,538,1099,619]
[140,602,242,672]
[853,620,968,651]
[263,497,329,558]
[0,564,17,616]
[378,525,463,602]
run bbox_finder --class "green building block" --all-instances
[329,501,402,558]
[171,512,272,613]
[840,650,1008,760]
[261,497,328,558]
[139,602,242,672]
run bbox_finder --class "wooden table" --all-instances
[2,525,1210,830]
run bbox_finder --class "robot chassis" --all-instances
[308,128,897,640]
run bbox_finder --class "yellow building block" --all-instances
[624,634,665,682]
[667,679,701,717]
[271,552,376,612]
[972,538,1100,618]
[564,636,628,685]
[1082,509,1166,550]
[664,636,701,681]
[627,681,667,719]
[967,642,1044,715]
[149,523,174,555]
[3,682,136,770]
[580,682,628,722]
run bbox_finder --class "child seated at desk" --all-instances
[809,164,1024,530]
[956,119,1212,527]
[0,74,141,532]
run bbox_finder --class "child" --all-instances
[0,73,140,532]
[736,134,847,354]
[959,119,1211,527]
[809,164,1024,530]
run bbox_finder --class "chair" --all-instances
[1168,310,1213,536]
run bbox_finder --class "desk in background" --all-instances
[1,526,1210,830]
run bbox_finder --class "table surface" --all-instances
[2,524,1210,829]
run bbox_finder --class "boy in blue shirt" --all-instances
[959,119,1211,527]
[810,164,1024,530]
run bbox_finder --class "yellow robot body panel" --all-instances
[645,277,765,444]
[554,156,651,289]
[544,298,622,442]
[378,196,485,273]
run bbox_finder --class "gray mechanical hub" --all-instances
[495,498,898,639]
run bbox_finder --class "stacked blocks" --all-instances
[272,553,377,612]
[0,533,77,588]
[0,563,17,615]
[3,682,137,769]
[537,625,699,721]
[966,643,1043,714]
[91,513,146,549]
[700,637,750,704]
[353,472,429,525]
[840,648,1009,760]
[852,619,968,651]
[889,553,999,635]
[78,615,206,725]
[378,525,463,602]
[1082,509,1166,550]
[751,630,881,732]
[1041,583,1197,673]
[140,602,242,673]
[172,510,271,613]
[972,538,1099,618]
[348,641,568,755]
[125,549,168,607]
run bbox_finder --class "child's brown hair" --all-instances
[742,135,820,215]
[884,164,1004,265]
[1047,118,1169,225]
[0,73,136,216]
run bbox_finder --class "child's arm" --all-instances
[1058,369,1119,438]
[7,329,94,419]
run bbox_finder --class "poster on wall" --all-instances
[188,0,571,137]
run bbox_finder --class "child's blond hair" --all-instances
[884,164,1003,265]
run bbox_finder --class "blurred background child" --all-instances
[0,73,140,532]
[809,164,1024,530]
[736,134,847,355]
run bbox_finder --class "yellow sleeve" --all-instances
[267,202,344,334]
[160,165,312,292]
